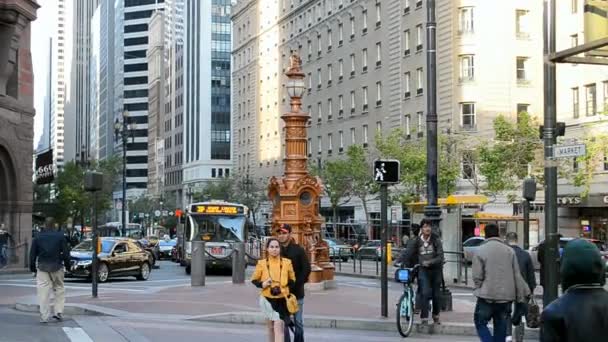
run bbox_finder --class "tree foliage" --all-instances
[477,112,542,198]
[309,158,352,224]
[345,145,379,225]
[193,177,236,202]
[572,129,608,197]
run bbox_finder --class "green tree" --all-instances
[477,112,542,200]
[345,145,378,226]
[310,158,352,224]
[234,173,265,227]
[193,177,236,202]
[572,123,608,197]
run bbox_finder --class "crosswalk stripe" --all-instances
[62,327,94,342]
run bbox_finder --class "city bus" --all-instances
[183,201,256,274]
[98,222,144,239]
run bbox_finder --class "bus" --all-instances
[98,222,144,239]
[183,201,256,274]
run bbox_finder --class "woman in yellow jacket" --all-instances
[251,237,296,342]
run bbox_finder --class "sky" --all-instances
[31,0,56,148]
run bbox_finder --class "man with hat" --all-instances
[277,223,311,342]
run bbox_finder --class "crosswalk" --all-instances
[62,328,94,342]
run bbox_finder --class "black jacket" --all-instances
[29,230,71,272]
[281,242,311,299]
[397,234,444,269]
[511,244,536,292]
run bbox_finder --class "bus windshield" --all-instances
[190,215,246,242]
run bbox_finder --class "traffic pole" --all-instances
[92,191,98,298]
[380,184,388,318]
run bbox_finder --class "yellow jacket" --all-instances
[251,256,296,298]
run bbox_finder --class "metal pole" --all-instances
[380,184,388,317]
[543,0,559,306]
[523,200,530,250]
[121,130,127,238]
[424,0,442,235]
[317,157,322,215]
[91,192,98,298]
[232,242,246,284]
[191,241,206,286]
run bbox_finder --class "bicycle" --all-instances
[395,264,419,337]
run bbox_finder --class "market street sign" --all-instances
[553,143,586,158]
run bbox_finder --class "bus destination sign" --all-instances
[191,205,243,215]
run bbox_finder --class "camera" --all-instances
[270,286,281,296]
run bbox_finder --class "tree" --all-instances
[477,112,542,200]
[309,158,352,224]
[345,145,378,226]
[193,177,236,202]
[234,173,265,228]
[571,115,608,197]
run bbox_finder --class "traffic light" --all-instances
[373,160,400,184]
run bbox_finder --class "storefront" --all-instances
[557,194,608,242]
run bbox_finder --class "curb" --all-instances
[0,268,32,276]
[189,311,540,338]
[15,302,117,317]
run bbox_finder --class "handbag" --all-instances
[286,293,299,314]
[526,296,540,329]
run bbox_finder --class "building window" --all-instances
[328,98,333,118]
[308,40,312,57]
[459,54,474,82]
[459,7,474,34]
[328,133,333,152]
[338,23,343,44]
[350,90,356,112]
[573,87,579,118]
[571,34,578,47]
[462,151,475,180]
[404,72,411,98]
[362,48,368,71]
[404,30,410,55]
[339,94,344,115]
[307,72,312,91]
[317,34,322,54]
[572,0,578,13]
[417,111,424,137]
[317,68,322,87]
[317,102,323,121]
[461,102,476,130]
[350,16,355,38]
[376,81,382,106]
[404,114,411,137]
[362,86,368,110]
[338,59,344,80]
[363,125,369,145]
[604,155,608,171]
[376,42,382,66]
[404,0,410,13]
[327,29,332,49]
[350,127,356,143]
[350,54,356,75]
[339,130,344,150]
[516,57,529,83]
[586,83,597,116]
[573,158,579,171]
[603,81,608,112]
[517,103,529,115]
[416,24,423,51]
[212,168,216,178]
[307,138,312,156]
[416,68,424,95]
[328,64,333,84]
[515,9,530,38]
[362,9,368,33]
[376,121,382,133]
[318,136,322,154]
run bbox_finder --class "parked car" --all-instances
[357,240,383,261]
[326,238,353,262]
[530,237,608,271]
[463,236,486,264]
[67,237,152,282]
[158,239,177,260]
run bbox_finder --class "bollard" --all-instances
[191,241,206,286]
[232,242,246,284]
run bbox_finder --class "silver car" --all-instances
[463,237,485,264]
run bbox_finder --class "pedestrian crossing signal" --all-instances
[373,160,400,184]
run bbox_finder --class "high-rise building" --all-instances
[113,0,166,203]
[147,11,165,198]
[49,0,73,168]
[183,0,232,190]
[36,38,53,154]
[232,0,544,221]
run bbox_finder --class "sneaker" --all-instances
[52,313,63,322]
[506,336,513,342]
[432,315,441,325]
[40,318,49,324]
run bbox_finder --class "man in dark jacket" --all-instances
[399,219,444,324]
[505,232,536,342]
[278,223,311,342]
[29,217,71,323]
[540,239,608,342]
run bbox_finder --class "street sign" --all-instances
[373,160,400,184]
[162,210,168,217]
[154,210,161,217]
[553,143,586,158]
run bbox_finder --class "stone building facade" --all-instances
[0,0,39,271]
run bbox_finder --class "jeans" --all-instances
[285,298,304,342]
[418,267,442,319]
[506,302,527,342]
[474,298,511,342]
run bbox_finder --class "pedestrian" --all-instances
[252,237,296,342]
[504,232,536,342]
[540,238,608,341]
[473,224,530,342]
[399,219,444,324]
[395,223,424,314]
[277,223,311,342]
[29,217,71,323]
[0,223,11,267]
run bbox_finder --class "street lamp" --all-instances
[186,184,194,204]
[114,110,135,237]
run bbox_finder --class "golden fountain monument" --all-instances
[267,54,335,285]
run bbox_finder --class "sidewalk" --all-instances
[14,277,540,338]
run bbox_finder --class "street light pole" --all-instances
[115,111,132,238]
[424,0,442,233]
[542,0,559,306]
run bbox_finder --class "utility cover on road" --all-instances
[553,143,586,158]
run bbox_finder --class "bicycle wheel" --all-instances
[396,286,415,337]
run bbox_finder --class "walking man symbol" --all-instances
[375,163,386,181]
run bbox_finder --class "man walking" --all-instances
[505,232,536,342]
[29,217,71,323]
[0,223,10,267]
[277,223,311,342]
[473,224,530,342]
[540,239,608,341]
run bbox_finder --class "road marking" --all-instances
[62,327,94,342]
[0,283,146,292]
